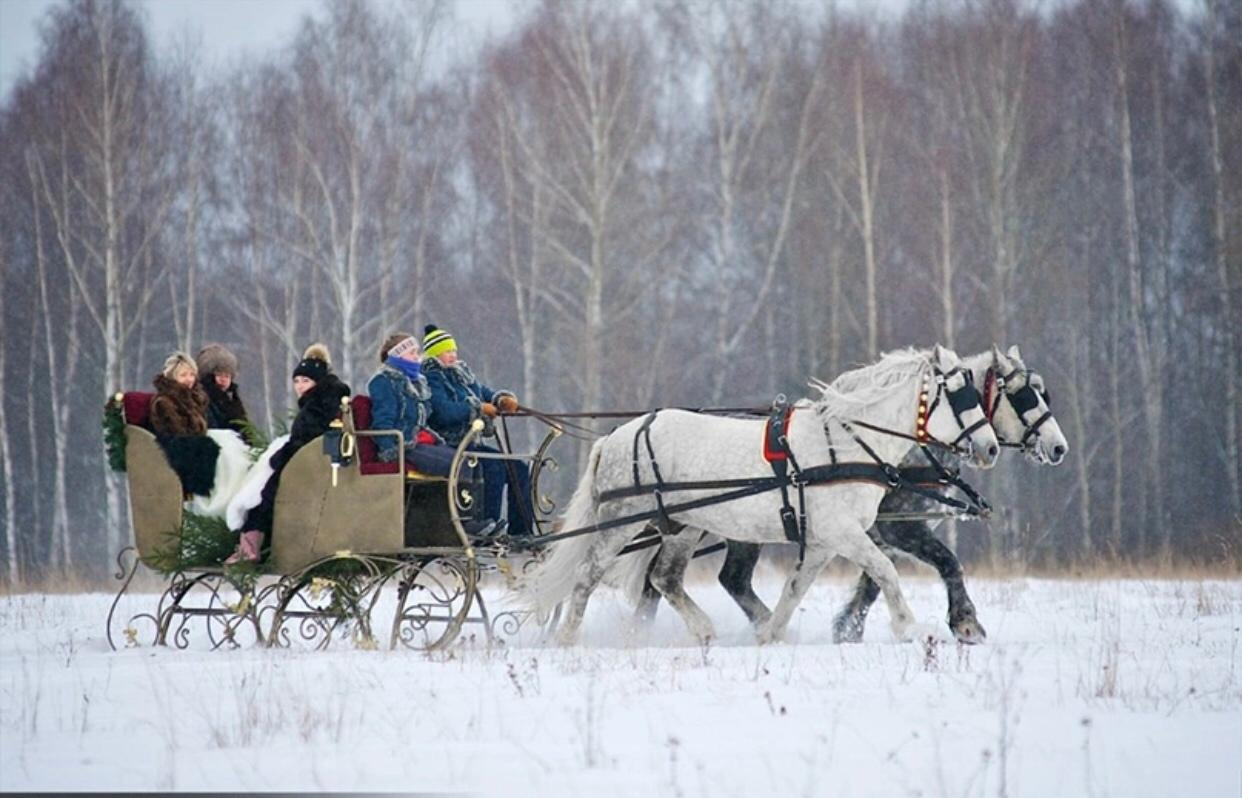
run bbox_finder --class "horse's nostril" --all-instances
[987,444,998,459]
[1053,444,1066,459]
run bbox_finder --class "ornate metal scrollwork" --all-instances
[390,556,478,651]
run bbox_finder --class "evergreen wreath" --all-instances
[102,396,127,472]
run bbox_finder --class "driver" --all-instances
[421,324,532,537]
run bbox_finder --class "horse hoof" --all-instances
[950,616,987,645]
[831,612,865,644]
[891,618,918,642]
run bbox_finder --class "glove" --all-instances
[480,402,498,418]
[497,395,519,413]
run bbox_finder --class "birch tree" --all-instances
[25,0,179,557]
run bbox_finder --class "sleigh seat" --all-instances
[349,395,443,482]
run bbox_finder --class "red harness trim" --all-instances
[763,407,795,462]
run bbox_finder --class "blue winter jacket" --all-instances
[423,358,512,445]
[367,363,437,461]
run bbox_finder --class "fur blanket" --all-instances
[156,435,221,497]
[184,430,255,519]
[226,434,290,531]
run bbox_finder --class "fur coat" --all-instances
[149,375,209,438]
[271,373,352,472]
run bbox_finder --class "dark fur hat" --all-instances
[292,343,331,383]
[196,343,239,378]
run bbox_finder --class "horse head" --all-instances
[987,345,1068,465]
[928,345,1000,469]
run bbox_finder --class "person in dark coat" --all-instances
[225,343,351,563]
[421,324,531,537]
[195,343,249,432]
[149,351,220,497]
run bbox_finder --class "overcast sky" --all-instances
[0,0,522,102]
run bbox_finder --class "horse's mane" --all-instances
[807,348,930,422]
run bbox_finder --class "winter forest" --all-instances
[0,0,1239,584]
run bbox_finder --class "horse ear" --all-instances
[1007,344,1022,361]
[992,344,1005,364]
[932,344,947,366]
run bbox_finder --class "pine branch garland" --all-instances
[102,396,127,472]
[231,416,269,457]
[142,511,236,574]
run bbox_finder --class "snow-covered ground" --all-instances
[2,573,1239,796]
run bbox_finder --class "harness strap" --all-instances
[764,398,805,558]
[634,410,678,536]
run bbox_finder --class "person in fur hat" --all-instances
[421,324,531,537]
[150,352,209,438]
[148,351,220,497]
[225,343,351,564]
[195,343,249,431]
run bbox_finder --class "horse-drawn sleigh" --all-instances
[105,344,1065,652]
[105,390,562,651]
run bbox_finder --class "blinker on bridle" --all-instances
[987,367,1054,448]
[916,365,989,449]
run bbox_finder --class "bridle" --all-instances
[983,365,1054,451]
[846,362,990,456]
[917,364,990,450]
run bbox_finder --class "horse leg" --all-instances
[554,527,641,646]
[834,531,917,642]
[648,531,716,644]
[634,546,662,624]
[719,541,771,628]
[831,560,881,644]
[876,519,985,644]
[635,520,683,624]
[754,542,835,645]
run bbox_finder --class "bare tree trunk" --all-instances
[1067,338,1094,558]
[1109,239,1125,560]
[28,155,75,573]
[1204,0,1240,521]
[855,63,879,359]
[0,252,17,586]
[1112,6,1159,557]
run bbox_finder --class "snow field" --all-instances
[1,575,1239,796]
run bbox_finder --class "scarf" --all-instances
[387,356,422,383]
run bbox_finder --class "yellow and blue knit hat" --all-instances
[422,324,458,359]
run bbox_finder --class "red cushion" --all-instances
[352,396,393,474]
[123,392,155,429]
[352,395,436,477]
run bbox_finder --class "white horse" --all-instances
[521,346,1000,645]
[606,344,1070,641]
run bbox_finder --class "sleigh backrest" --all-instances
[269,428,405,573]
[123,427,183,562]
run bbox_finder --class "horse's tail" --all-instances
[520,437,606,616]
[602,539,660,607]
